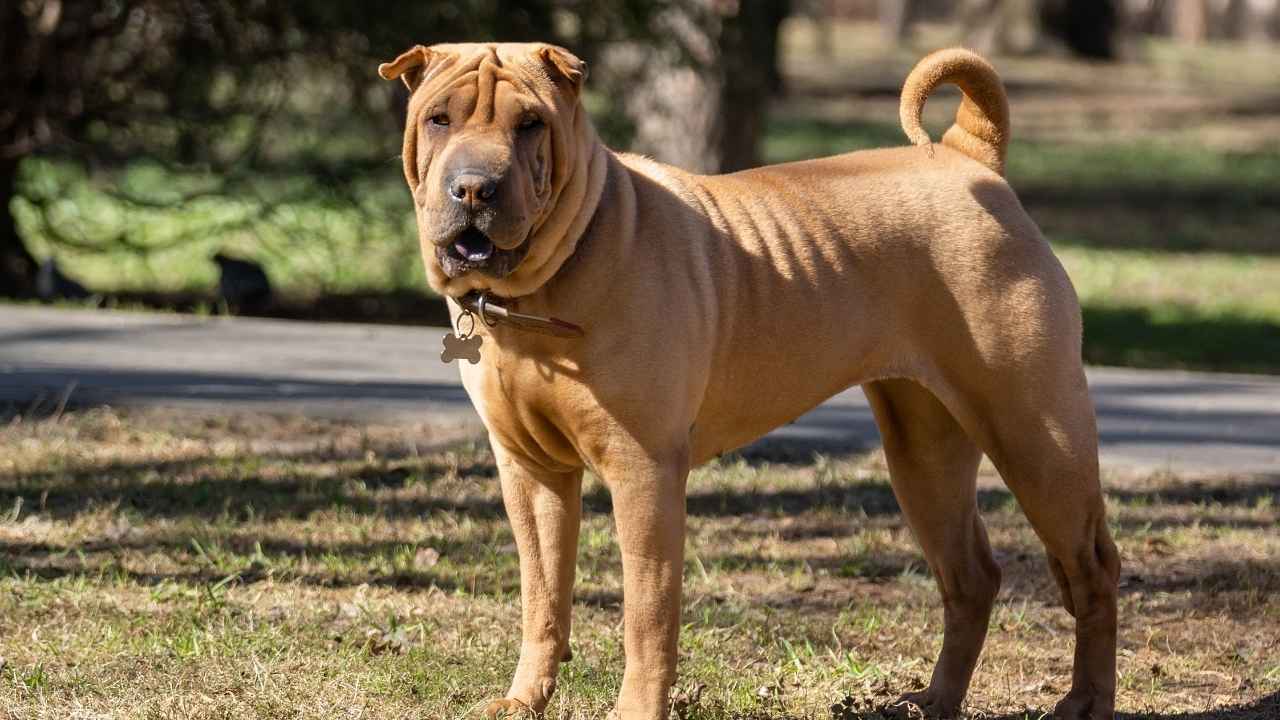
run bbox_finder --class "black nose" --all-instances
[448,172,498,210]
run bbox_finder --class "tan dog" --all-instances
[379,44,1119,720]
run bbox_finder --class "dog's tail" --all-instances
[899,48,1010,176]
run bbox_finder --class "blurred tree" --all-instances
[1223,0,1278,42]
[957,0,1118,58]
[1040,0,1119,58]
[1138,0,1280,41]
[618,0,792,174]
[1256,0,1280,41]
[720,0,793,169]
[879,0,919,42]
[0,0,673,299]
[1170,0,1210,42]
[960,0,1043,54]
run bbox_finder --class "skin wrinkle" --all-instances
[380,43,1118,720]
[475,52,497,124]
[403,56,477,188]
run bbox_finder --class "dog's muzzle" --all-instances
[436,226,530,279]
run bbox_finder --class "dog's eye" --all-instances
[429,114,450,127]
[517,115,543,131]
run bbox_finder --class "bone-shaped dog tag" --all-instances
[441,332,482,364]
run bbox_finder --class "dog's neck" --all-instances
[447,146,624,345]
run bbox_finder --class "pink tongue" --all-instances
[456,240,492,262]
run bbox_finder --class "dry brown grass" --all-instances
[1,408,1277,719]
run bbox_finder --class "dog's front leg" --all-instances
[484,445,583,718]
[602,452,689,720]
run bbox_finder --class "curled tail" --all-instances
[900,48,1010,176]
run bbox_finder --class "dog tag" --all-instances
[441,332,482,364]
[441,309,482,364]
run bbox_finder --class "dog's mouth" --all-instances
[453,227,494,263]
[436,226,530,279]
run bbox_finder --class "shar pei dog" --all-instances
[378,43,1119,720]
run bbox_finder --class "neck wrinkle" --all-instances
[526,131,609,293]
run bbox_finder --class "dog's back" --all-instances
[608,50,1064,462]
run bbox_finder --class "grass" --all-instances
[13,157,427,298]
[1,408,1278,718]
[1065,248,1280,372]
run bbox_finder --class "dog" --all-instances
[379,43,1119,720]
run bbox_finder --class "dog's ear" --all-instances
[537,45,587,96]
[378,45,438,92]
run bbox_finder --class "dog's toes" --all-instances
[483,698,534,718]
[883,689,962,719]
[1053,689,1114,720]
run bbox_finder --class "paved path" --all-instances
[3,306,1278,474]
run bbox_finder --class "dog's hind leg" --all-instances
[934,361,1119,720]
[484,443,583,719]
[864,378,999,719]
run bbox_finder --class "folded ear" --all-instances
[378,45,437,92]
[537,45,587,96]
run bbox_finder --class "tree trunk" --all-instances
[964,0,1047,56]
[1171,0,1210,43]
[1224,0,1276,42]
[620,0,790,174]
[717,1,790,172]
[879,0,917,44]
[0,156,38,298]
[616,32,723,174]
[1041,0,1117,59]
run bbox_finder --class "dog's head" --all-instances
[379,42,598,297]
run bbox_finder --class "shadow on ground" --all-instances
[3,438,1277,604]
[6,440,1276,525]
[69,288,454,327]
[822,690,1280,720]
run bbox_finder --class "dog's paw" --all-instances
[883,689,962,719]
[482,698,535,718]
[1053,688,1114,720]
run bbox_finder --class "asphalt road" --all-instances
[3,305,1278,475]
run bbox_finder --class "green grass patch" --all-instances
[14,157,425,297]
[1059,247,1280,372]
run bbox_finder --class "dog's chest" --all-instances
[459,339,591,467]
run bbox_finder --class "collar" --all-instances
[456,291,584,338]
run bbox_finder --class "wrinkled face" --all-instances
[379,43,587,296]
